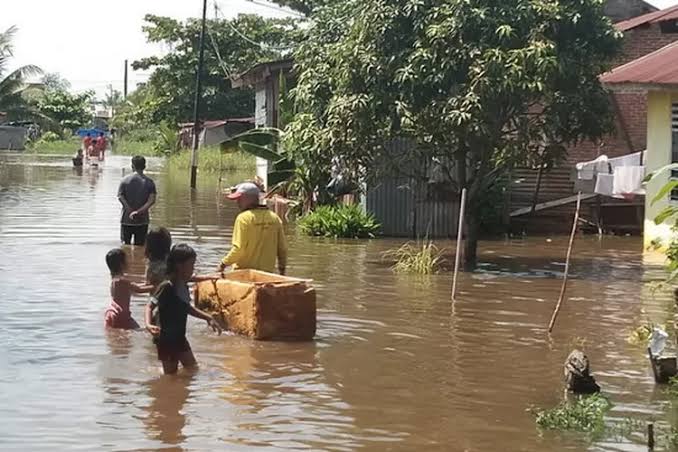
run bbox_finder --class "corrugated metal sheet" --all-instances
[601,41,678,86]
[367,178,459,238]
[615,4,678,31]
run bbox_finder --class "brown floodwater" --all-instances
[1,152,676,451]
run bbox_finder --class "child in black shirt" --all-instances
[145,244,221,374]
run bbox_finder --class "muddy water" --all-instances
[0,152,675,451]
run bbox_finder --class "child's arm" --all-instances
[130,282,155,294]
[189,273,221,283]
[188,305,222,335]
[144,302,160,336]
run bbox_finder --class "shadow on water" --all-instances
[0,151,676,451]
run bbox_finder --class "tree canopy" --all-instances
[124,13,300,128]
[0,26,42,121]
[286,0,622,268]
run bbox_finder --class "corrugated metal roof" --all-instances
[615,4,678,31]
[600,41,678,86]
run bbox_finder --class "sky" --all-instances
[0,0,296,97]
[1,0,677,98]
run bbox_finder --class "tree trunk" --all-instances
[463,202,480,271]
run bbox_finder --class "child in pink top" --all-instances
[105,248,153,329]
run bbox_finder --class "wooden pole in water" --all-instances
[648,422,655,450]
[548,192,581,333]
[451,188,467,301]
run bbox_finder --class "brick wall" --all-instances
[565,24,678,165]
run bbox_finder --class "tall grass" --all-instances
[166,147,255,173]
[27,137,81,155]
[113,138,157,156]
[383,240,446,274]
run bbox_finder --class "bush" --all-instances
[383,241,446,274]
[531,394,611,434]
[40,131,61,143]
[298,204,380,238]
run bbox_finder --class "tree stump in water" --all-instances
[564,349,600,394]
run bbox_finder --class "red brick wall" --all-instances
[565,24,678,165]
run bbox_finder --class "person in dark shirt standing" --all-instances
[117,155,157,246]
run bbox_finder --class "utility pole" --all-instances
[190,0,208,189]
[123,60,128,99]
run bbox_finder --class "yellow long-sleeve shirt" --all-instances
[222,208,288,273]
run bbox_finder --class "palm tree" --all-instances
[0,26,42,121]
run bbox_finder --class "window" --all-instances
[660,20,678,34]
[671,102,678,200]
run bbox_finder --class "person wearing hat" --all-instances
[218,182,288,275]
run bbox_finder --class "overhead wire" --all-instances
[214,1,296,53]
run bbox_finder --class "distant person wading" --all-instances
[117,156,157,246]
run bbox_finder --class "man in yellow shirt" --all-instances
[218,182,288,275]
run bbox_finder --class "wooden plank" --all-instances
[510,193,597,217]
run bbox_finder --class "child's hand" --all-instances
[207,317,222,335]
[146,324,160,336]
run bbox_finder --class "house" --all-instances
[0,125,27,150]
[232,59,294,188]
[509,1,676,235]
[600,40,678,249]
[178,118,254,149]
[233,60,461,238]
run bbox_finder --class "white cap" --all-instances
[227,182,261,200]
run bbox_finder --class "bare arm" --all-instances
[190,273,221,283]
[189,305,222,335]
[144,302,160,336]
[131,282,155,294]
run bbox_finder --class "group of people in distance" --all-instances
[105,155,288,375]
[73,132,107,167]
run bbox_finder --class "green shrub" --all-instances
[531,394,611,434]
[383,241,446,274]
[298,204,380,238]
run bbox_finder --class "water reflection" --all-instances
[144,374,193,448]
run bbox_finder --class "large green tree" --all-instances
[35,81,93,136]
[129,14,300,126]
[0,26,42,121]
[287,0,621,269]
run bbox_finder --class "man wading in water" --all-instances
[218,182,288,275]
[117,156,156,246]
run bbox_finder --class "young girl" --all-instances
[105,248,154,329]
[145,226,172,288]
[145,244,222,374]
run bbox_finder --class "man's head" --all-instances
[99,132,104,137]
[131,155,146,172]
[227,182,261,210]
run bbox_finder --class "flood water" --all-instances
[1,152,676,451]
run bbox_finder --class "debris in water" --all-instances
[564,349,600,394]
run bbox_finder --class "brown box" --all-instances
[194,270,316,341]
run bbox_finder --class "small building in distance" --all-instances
[232,59,294,188]
[600,40,678,249]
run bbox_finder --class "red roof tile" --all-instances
[600,40,678,87]
[615,4,678,31]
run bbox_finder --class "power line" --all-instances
[244,0,305,18]
[214,2,295,52]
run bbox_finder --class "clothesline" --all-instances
[574,151,645,199]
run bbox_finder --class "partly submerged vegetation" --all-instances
[532,394,611,434]
[298,205,380,239]
[383,241,446,275]
[166,148,255,173]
